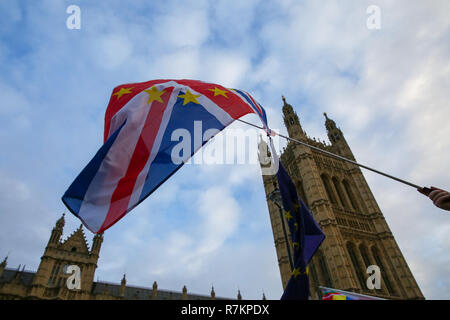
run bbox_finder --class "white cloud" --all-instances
[93,34,134,69]
[196,186,241,254]
[156,8,210,48]
[153,48,201,79]
[201,50,250,87]
[0,171,31,202]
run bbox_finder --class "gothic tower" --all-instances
[260,97,424,300]
[29,214,103,299]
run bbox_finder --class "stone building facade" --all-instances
[260,97,424,300]
[0,214,235,300]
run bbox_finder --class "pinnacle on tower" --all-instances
[56,213,65,229]
[0,256,7,278]
[323,112,338,131]
[182,285,188,300]
[48,213,65,245]
[322,112,355,160]
[281,96,304,139]
[0,256,7,267]
[119,273,127,297]
[91,232,104,255]
[282,95,294,114]
[152,281,158,299]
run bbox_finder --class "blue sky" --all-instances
[0,0,449,299]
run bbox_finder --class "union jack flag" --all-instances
[62,79,268,233]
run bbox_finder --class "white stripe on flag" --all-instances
[77,91,153,232]
[127,86,180,210]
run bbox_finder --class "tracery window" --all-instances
[321,174,336,205]
[346,242,365,288]
[318,251,333,288]
[371,246,396,295]
[332,177,349,209]
[359,244,371,267]
[343,179,360,212]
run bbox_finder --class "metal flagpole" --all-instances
[235,118,431,193]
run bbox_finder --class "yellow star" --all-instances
[143,86,165,104]
[294,222,299,230]
[284,210,292,221]
[292,202,300,211]
[178,89,201,106]
[292,268,301,278]
[293,242,300,248]
[208,87,228,98]
[292,267,309,278]
[113,87,133,99]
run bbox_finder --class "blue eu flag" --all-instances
[276,160,325,300]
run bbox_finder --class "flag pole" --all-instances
[236,118,426,191]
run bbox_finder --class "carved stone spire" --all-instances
[282,96,304,139]
[323,112,355,160]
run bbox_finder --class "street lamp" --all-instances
[268,188,294,271]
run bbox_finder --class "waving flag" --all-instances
[267,139,325,300]
[277,159,325,300]
[62,79,266,233]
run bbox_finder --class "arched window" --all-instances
[51,262,61,276]
[321,174,336,205]
[332,177,349,209]
[318,251,333,288]
[51,263,57,275]
[343,179,360,212]
[371,246,396,295]
[359,244,371,268]
[346,242,365,288]
[289,117,295,125]
[309,263,319,287]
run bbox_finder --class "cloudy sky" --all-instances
[0,0,449,299]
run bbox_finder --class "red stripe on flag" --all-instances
[246,92,264,116]
[322,292,343,300]
[99,87,174,233]
[104,79,172,142]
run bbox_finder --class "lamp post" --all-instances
[268,188,294,271]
